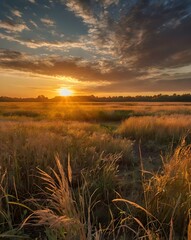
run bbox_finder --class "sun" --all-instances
[59,88,73,96]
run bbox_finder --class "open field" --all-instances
[0,102,191,239]
[1,102,191,121]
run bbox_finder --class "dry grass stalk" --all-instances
[26,155,86,240]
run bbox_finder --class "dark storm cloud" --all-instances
[88,77,191,93]
[152,78,191,91]
[64,0,191,70]
[111,0,191,68]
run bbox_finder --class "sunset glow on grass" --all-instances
[59,88,73,96]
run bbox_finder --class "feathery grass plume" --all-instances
[28,154,86,239]
[23,153,123,239]
[24,154,108,239]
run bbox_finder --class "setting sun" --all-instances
[59,88,73,96]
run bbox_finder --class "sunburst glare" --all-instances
[58,88,73,96]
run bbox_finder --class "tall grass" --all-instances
[117,115,191,143]
[1,102,191,238]
[145,139,191,237]
[23,155,122,239]
[114,138,191,239]
[0,120,133,238]
[0,170,30,238]
[0,121,133,195]
[26,156,87,240]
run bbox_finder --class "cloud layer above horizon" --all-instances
[0,0,191,96]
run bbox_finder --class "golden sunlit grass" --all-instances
[59,88,73,96]
[0,101,191,123]
[0,102,191,239]
[114,138,191,238]
[0,120,133,239]
[117,115,191,143]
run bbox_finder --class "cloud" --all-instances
[0,49,22,60]
[152,79,191,92]
[87,77,191,93]
[0,49,101,83]
[11,10,22,18]
[30,20,38,28]
[65,0,97,25]
[64,0,191,71]
[0,20,29,32]
[28,0,36,4]
[64,0,118,58]
[23,39,90,50]
[1,48,191,93]
[0,32,92,51]
[64,0,118,25]
[40,18,55,27]
[110,1,191,69]
[0,49,138,82]
[101,0,119,7]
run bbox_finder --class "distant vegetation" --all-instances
[1,93,191,102]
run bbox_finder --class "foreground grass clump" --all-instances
[114,139,191,239]
[117,115,191,143]
[23,156,122,240]
[145,140,191,237]
[27,156,87,240]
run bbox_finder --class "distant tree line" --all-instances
[1,94,191,102]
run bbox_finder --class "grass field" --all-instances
[0,102,191,239]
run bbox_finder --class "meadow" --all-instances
[0,102,191,239]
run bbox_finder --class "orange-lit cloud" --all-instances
[40,18,55,27]
[0,20,29,32]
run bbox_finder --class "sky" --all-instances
[0,0,191,97]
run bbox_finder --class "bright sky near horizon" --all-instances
[0,0,191,97]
